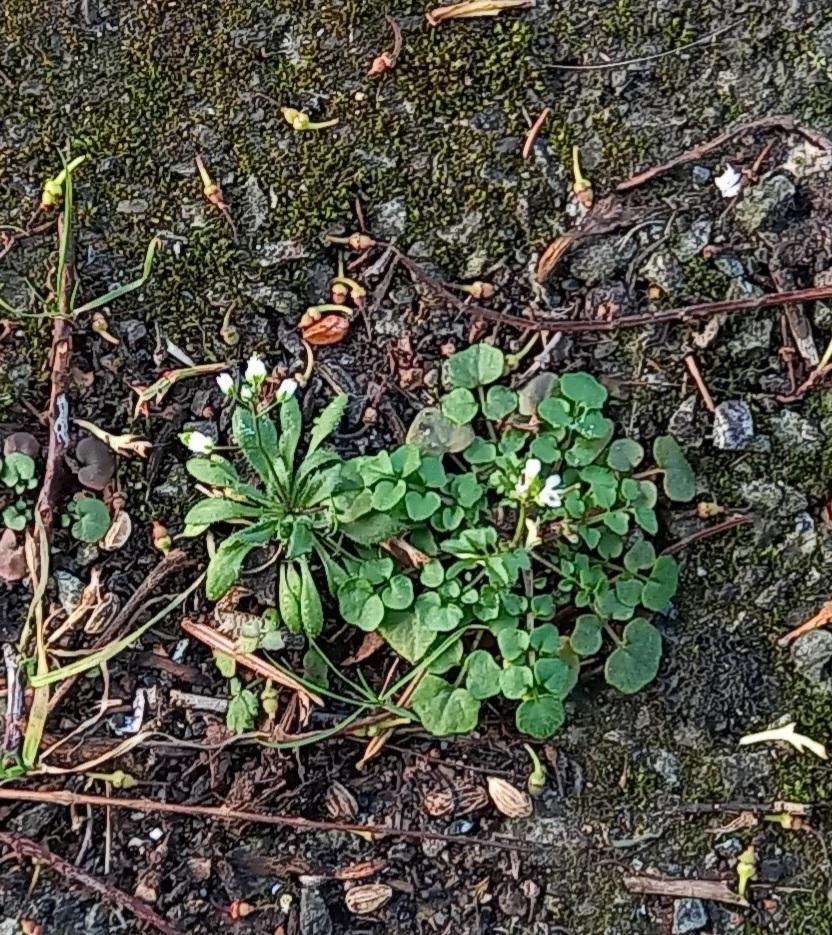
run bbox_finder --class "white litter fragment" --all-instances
[715,164,742,198]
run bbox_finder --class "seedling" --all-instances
[281,107,338,131]
[195,154,234,231]
[571,145,594,209]
[64,495,112,543]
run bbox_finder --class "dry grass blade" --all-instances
[427,0,533,26]
[623,874,747,907]
[20,518,51,769]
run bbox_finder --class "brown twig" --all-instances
[0,831,183,934]
[35,214,73,540]
[683,353,715,412]
[662,514,751,557]
[622,874,747,907]
[0,788,539,853]
[777,599,832,648]
[617,114,832,192]
[522,108,551,159]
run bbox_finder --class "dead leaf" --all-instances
[3,432,39,457]
[325,781,358,821]
[623,874,747,907]
[75,436,115,491]
[380,536,430,569]
[344,883,393,915]
[427,0,533,26]
[101,509,132,551]
[0,528,26,583]
[421,784,489,817]
[343,631,384,666]
[487,777,533,818]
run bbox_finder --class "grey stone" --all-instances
[121,318,147,349]
[727,316,773,353]
[255,240,310,267]
[714,837,742,858]
[373,196,408,241]
[75,543,100,566]
[54,570,84,615]
[241,175,268,231]
[116,198,149,214]
[735,174,795,232]
[668,395,700,441]
[784,511,818,557]
[714,253,745,278]
[641,250,683,293]
[791,630,832,689]
[672,220,712,261]
[647,749,680,788]
[691,165,711,185]
[770,410,822,450]
[570,239,623,285]
[717,750,772,796]
[672,898,708,934]
[713,400,754,449]
[299,885,332,935]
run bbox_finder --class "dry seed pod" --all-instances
[302,314,350,346]
[325,781,358,820]
[344,883,393,915]
[487,777,533,818]
[421,784,488,818]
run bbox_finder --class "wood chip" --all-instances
[623,874,747,907]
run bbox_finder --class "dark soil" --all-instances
[3,2,832,934]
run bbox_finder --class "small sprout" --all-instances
[220,305,239,346]
[86,769,136,789]
[736,844,756,899]
[261,680,278,721]
[40,155,87,209]
[571,145,594,208]
[330,276,366,309]
[67,495,112,543]
[91,311,120,345]
[739,721,828,760]
[368,15,403,76]
[326,232,376,251]
[195,155,235,231]
[151,520,172,555]
[427,0,533,25]
[74,419,152,459]
[280,107,338,131]
[448,280,496,300]
[524,743,546,796]
[764,812,804,831]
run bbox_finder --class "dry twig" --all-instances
[623,873,747,907]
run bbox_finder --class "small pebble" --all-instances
[148,827,164,842]
[712,400,754,449]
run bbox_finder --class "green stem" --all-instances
[510,503,527,547]
[602,620,622,648]
[478,386,497,441]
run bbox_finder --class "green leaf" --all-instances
[498,428,527,454]
[463,437,497,464]
[389,444,420,478]
[427,636,464,674]
[405,490,441,521]
[303,645,330,688]
[213,651,236,678]
[371,479,407,511]
[307,394,348,455]
[533,657,572,696]
[500,665,533,699]
[441,387,478,425]
[451,473,483,508]
[607,439,645,471]
[634,507,658,535]
[227,686,259,733]
[516,694,565,739]
[361,557,395,585]
[232,407,285,494]
[278,395,303,474]
[381,574,414,610]
[338,578,385,631]
[605,619,662,694]
[1,452,35,485]
[185,456,241,487]
[465,650,502,700]
[419,456,447,488]
[624,539,656,573]
[378,610,435,662]
[529,623,558,655]
[653,435,695,502]
[483,385,518,420]
[530,435,560,463]
[2,504,26,531]
[538,396,571,427]
[602,511,629,535]
[559,372,607,408]
[518,372,557,415]
[407,407,475,457]
[573,409,609,439]
[299,558,323,637]
[69,498,111,543]
[565,420,613,466]
[415,592,463,631]
[497,627,529,662]
[278,562,304,632]
[615,577,643,607]
[571,614,603,656]
[206,521,274,600]
[641,555,679,611]
[285,520,314,559]
[420,560,445,587]
[447,343,505,389]
[411,675,480,736]
[341,512,408,546]
[185,498,262,525]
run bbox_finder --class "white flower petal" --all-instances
[216,373,234,396]
[715,164,742,199]
[181,430,214,455]
[245,354,267,385]
[276,377,298,401]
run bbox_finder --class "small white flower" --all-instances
[239,385,254,402]
[524,518,541,549]
[180,430,215,455]
[715,164,742,199]
[514,457,542,496]
[245,353,267,386]
[216,372,234,396]
[276,377,298,401]
[536,473,563,509]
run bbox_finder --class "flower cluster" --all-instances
[514,458,563,509]
[181,354,298,454]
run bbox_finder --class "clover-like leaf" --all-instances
[500,665,533,699]
[641,555,679,611]
[406,407,475,456]
[529,623,558,655]
[606,438,644,471]
[419,456,447,488]
[623,538,656,573]
[338,577,385,631]
[448,343,505,389]
[533,657,572,696]
[653,435,695,501]
[605,618,662,694]
[378,610,435,662]
[559,372,607,408]
[69,497,111,543]
[441,388,478,425]
[516,694,565,739]
[482,385,518,420]
[381,574,414,610]
[405,490,441,522]
[371,478,407,511]
[497,627,529,661]
[538,396,571,427]
[463,437,497,464]
[411,674,480,735]
[530,434,560,463]
[570,614,603,656]
[465,649,502,700]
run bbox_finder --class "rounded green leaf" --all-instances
[623,539,656,573]
[463,437,496,465]
[338,578,385,631]
[641,555,679,611]
[371,478,407,511]
[405,490,441,522]
[381,574,414,610]
[420,560,445,587]
[516,694,565,739]
[653,435,695,502]
[538,396,571,427]
[607,439,645,471]
[500,665,533,699]
[390,443,421,476]
[419,456,447,488]
[602,511,629,535]
[634,507,659,535]
[70,498,111,543]
[615,577,643,608]
[570,614,603,656]
[483,385,518,420]
[529,623,559,655]
[448,343,505,389]
[573,409,609,439]
[560,372,607,408]
[411,674,480,735]
[497,627,529,661]
[465,649,502,700]
[605,618,662,694]
[407,407,475,456]
[441,387,479,425]
[530,435,560,463]
[533,657,572,696]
